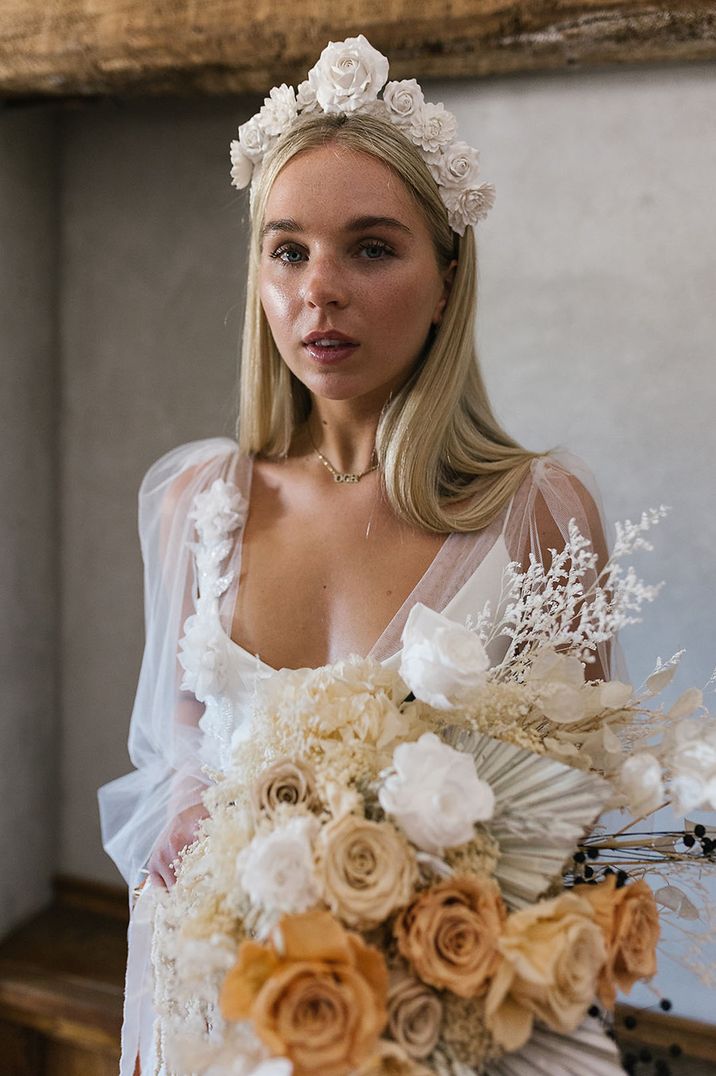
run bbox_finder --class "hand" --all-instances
[147,800,209,889]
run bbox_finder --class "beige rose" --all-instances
[394,875,506,998]
[250,758,318,820]
[387,969,442,1060]
[318,814,417,930]
[484,893,606,1052]
[579,874,659,1007]
[221,909,387,1076]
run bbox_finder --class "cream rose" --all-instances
[432,140,480,187]
[221,910,388,1076]
[399,603,489,710]
[251,758,318,821]
[387,969,442,1060]
[484,893,606,1051]
[395,875,506,998]
[412,101,457,153]
[379,732,495,854]
[382,78,424,128]
[307,34,389,113]
[579,875,659,1007]
[257,83,298,136]
[237,114,274,162]
[318,814,417,930]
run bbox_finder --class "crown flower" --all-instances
[228,34,495,235]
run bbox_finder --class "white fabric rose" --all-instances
[383,78,424,128]
[379,731,495,854]
[189,478,247,546]
[442,182,497,236]
[296,79,319,113]
[238,115,275,161]
[619,752,665,816]
[431,140,481,188]
[258,83,298,136]
[307,34,389,113]
[230,140,253,190]
[237,815,320,915]
[669,718,716,813]
[399,603,489,710]
[412,102,458,153]
[178,615,228,701]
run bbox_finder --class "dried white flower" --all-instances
[669,718,716,814]
[236,815,321,915]
[619,752,665,816]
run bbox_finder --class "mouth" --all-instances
[302,330,359,366]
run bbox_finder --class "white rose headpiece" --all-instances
[229,34,495,236]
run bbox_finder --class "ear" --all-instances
[432,259,458,326]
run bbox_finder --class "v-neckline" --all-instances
[219,451,459,673]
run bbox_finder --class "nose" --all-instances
[302,252,349,310]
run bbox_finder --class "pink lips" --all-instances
[302,329,359,366]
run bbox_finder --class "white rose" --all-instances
[258,83,298,137]
[442,182,496,236]
[296,79,319,113]
[399,603,489,710]
[619,752,665,816]
[383,78,424,128]
[237,816,320,915]
[307,34,389,113]
[238,115,274,161]
[230,140,253,190]
[379,731,495,854]
[412,102,457,153]
[432,140,481,188]
[669,718,716,813]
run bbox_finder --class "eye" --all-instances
[357,239,393,260]
[269,243,306,265]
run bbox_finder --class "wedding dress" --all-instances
[98,437,623,1076]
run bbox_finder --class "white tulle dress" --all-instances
[98,437,625,1076]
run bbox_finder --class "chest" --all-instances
[229,462,448,669]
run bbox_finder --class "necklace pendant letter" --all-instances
[335,472,359,483]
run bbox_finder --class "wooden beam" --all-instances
[1,2,715,100]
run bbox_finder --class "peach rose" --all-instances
[579,874,659,1007]
[220,909,387,1076]
[484,893,606,1052]
[318,814,417,930]
[394,875,506,998]
[250,758,318,820]
[356,1039,433,1075]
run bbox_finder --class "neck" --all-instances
[300,395,388,474]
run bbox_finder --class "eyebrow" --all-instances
[260,215,414,241]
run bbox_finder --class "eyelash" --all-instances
[268,239,394,265]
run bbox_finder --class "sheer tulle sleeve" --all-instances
[98,437,238,888]
[502,451,622,681]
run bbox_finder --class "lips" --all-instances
[302,329,359,365]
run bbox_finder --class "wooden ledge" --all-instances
[1,2,716,100]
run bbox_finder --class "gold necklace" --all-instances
[308,429,379,484]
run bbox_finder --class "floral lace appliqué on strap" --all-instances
[178,478,248,702]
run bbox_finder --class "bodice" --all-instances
[177,472,512,773]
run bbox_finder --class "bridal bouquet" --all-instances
[152,508,716,1076]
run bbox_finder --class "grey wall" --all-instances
[0,108,59,934]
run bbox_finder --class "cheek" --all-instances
[259,274,295,335]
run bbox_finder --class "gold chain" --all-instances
[308,428,379,484]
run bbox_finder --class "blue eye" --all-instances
[358,240,392,259]
[270,244,305,264]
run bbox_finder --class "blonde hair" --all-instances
[237,112,542,532]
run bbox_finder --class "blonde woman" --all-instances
[99,37,613,1076]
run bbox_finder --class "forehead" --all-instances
[264,144,421,227]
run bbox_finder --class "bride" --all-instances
[99,35,616,1075]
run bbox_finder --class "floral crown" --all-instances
[229,34,495,237]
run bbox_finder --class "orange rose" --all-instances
[579,874,659,1007]
[394,875,506,998]
[220,909,388,1076]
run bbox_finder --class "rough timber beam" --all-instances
[1,1,715,100]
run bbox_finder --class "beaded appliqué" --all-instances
[177,478,248,703]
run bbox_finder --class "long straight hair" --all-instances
[237,112,541,532]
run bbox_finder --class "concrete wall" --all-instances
[0,108,59,934]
